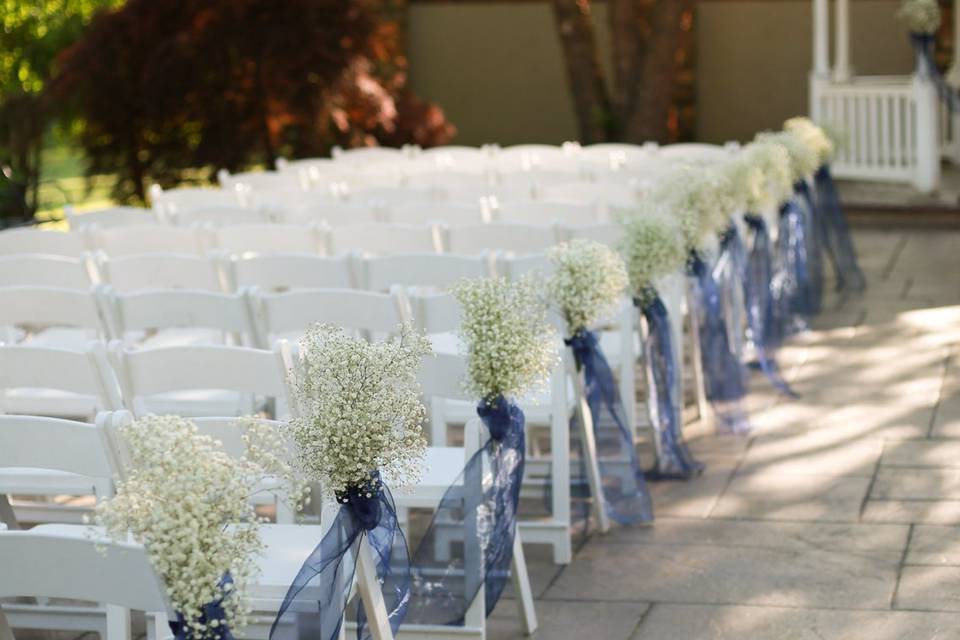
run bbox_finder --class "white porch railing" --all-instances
[810,74,940,192]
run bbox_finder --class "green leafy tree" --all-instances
[0,0,122,224]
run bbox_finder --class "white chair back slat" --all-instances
[103,288,256,345]
[499,253,553,281]
[409,292,461,335]
[329,224,442,256]
[385,202,486,226]
[0,342,123,414]
[168,205,270,227]
[230,253,355,291]
[364,253,492,292]
[213,224,322,255]
[565,223,623,247]
[94,224,206,256]
[445,223,558,256]
[252,288,405,345]
[275,200,379,227]
[0,413,121,480]
[99,253,226,292]
[0,229,88,257]
[150,184,243,210]
[332,146,406,164]
[218,169,305,192]
[417,352,472,402]
[495,201,599,227]
[110,342,291,417]
[0,255,96,290]
[0,286,105,336]
[0,528,169,613]
[65,205,158,230]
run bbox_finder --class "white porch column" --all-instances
[812,0,830,77]
[833,0,852,82]
[947,1,960,85]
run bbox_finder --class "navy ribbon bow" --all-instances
[689,251,751,434]
[775,191,817,334]
[813,165,866,292]
[637,292,705,478]
[565,329,655,520]
[743,215,797,397]
[169,574,236,640]
[269,473,411,640]
[404,395,525,626]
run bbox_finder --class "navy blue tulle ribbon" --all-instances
[169,574,236,640]
[910,33,960,111]
[637,292,704,478]
[814,165,866,292]
[775,194,815,334]
[743,215,797,397]
[795,181,824,315]
[405,396,525,626]
[565,329,655,520]
[689,252,751,434]
[269,474,411,640]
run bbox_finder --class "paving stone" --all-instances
[932,390,960,438]
[896,566,960,611]
[709,472,871,522]
[737,432,883,477]
[862,499,960,525]
[595,516,908,553]
[488,600,648,640]
[871,468,960,500]
[881,440,960,468]
[631,603,960,639]
[543,542,900,608]
[648,468,734,519]
[906,525,960,565]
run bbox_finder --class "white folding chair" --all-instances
[540,182,638,212]
[277,200,380,227]
[328,224,442,256]
[98,253,227,292]
[93,224,206,256]
[218,169,305,192]
[109,341,293,419]
[0,255,96,289]
[384,201,487,226]
[100,287,257,348]
[410,293,574,564]
[0,411,125,529]
[250,287,406,347]
[150,183,244,216]
[211,223,324,255]
[228,253,356,291]
[332,146,407,164]
[495,200,600,227]
[65,205,158,230]
[445,223,559,256]
[0,286,109,349]
[0,342,123,419]
[349,185,435,207]
[363,252,494,292]
[0,228,88,257]
[0,527,170,640]
[388,353,537,639]
[564,223,624,246]
[166,204,272,227]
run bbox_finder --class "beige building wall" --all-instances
[406,1,915,146]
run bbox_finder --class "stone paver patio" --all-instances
[490,227,960,639]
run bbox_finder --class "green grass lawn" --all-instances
[35,142,118,226]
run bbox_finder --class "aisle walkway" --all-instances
[491,228,960,639]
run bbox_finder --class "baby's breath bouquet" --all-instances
[290,323,431,499]
[755,130,820,183]
[898,0,941,33]
[617,209,687,304]
[784,117,835,166]
[454,276,558,402]
[546,239,629,334]
[740,140,794,214]
[649,165,739,252]
[96,415,296,640]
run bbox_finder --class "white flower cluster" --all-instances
[784,116,835,165]
[454,276,558,402]
[96,415,292,639]
[546,239,629,334]
[616,209,687,302]
[735,140,794,214]
[898,0,941,33]
[754,130,819,183]
[290,323,430,497]
[649,164,739,251]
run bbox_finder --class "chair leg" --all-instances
[511,532,538,636]
[355,535,394,640]
[573,384,611,534]
[0,608,15,640]
[0,495,20,530]
[105,605,132,640]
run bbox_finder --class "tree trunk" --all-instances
[550,0,614,143]
[610,0,693,143]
